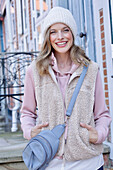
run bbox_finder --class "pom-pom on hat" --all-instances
[42,7,77,42]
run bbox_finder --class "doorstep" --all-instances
[0,131,28,170]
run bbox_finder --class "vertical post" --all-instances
[6,0,18,132]
[0,20,4,115]
[6,0,14,51]
[79,0,86,49]
[51,0,53,8]
[40,0,43,44]
[0,21,4,52]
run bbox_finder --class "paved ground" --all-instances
[0,131,28,169]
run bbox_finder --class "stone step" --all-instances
[0,162,27,170]
[0,122,6,127]
[0,122,6,133]
[0,115,5,122]
[0,143,28,170]
[0,132,28,170]
[0,132,112,170]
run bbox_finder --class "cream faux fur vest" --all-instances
[31,60,103,161]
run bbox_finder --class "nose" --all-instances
[57,31,63,39]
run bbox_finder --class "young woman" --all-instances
[20,7,112,170]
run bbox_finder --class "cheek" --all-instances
[66,33,73,40]
[68,34,73,45]
[50,35,56,44]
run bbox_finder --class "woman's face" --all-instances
[49,23,73,55]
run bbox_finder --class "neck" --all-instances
[54,51,72,73]
[55,51,71,64]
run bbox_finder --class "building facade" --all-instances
[0,0,113,167]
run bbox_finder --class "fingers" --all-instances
[80,122,98,143]
[80,122,93,131]
[36,122,49,129]
[31,122,49,138]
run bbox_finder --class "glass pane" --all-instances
[24,0,27,29]
[57,0,68,8]
[35,0,48,18]
[43,0,48,12]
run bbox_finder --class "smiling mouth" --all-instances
[56,42,67,47]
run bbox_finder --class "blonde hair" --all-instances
[36,29,90,75]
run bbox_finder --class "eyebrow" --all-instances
[50,26,69,31]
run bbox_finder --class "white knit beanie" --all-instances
[42,7,77,42]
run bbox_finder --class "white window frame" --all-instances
[35,0,51,47]
[10,0,16,38]
[111,0,113,35]
[110,0,113,58]
[4,16,8,49]
[112,45,113,59]
[23,0,27,30]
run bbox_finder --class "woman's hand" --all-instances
[31,122,49,138]
[80,123,98,144]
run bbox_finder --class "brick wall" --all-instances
[99,8,113,170]
[99,9,109,109]
[28,0,32,40]
[99,8,111,143]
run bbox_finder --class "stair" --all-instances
[0,132,28,170]
[0,115,6,133]
[0,132,113,170]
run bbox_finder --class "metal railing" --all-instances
[0,51,39,132]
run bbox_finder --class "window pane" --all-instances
[35,0,48,18]
[24,0,27,29]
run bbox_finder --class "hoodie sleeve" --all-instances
[94,70,112,144]
[20,65,37,140]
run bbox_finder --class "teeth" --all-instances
[57,42,67,45]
